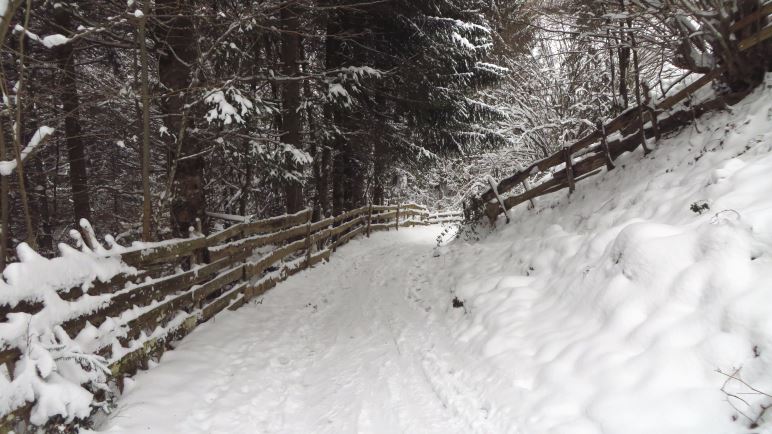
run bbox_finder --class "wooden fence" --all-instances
[479,11,772,222]
[0,204,461,432]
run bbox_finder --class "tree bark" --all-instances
[326,5,346,216]
[53,5,92,226]
[0,126,8,270]
[240,140,252,217]
[617,27,630,109]
[0,2,23,267]
[318,146,332,217]
[372,153,386,206]
[31,157,53,252]
[348,156,365,208]
[138,0,153,241]
[281,2,304,213]
[157,0,207,237]
[629,24,650,154]
[331,151,347,216]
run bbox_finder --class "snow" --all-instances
[0,240,135,423]
[204,88,253,125]
[41,34,70,48]
[0,126,54,176]
[206,211,252,223]
[439,77,772,433]
[283,143,312,166]
[342,66,383,79]
[486,174,510,223]
[14,25,71,49]
[10,327,108,425]
[0,242,131,307]
[452,32,476,50]
[91,77,772,433]
[96,228,501,434]
[327,83,352,106]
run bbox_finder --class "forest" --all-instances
[0,0,769,267]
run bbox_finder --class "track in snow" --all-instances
[98,227,514,434]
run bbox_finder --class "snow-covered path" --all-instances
[99,228,513,434]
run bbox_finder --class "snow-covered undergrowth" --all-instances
[440,76,772,433]
[0,226,207,425]
[0,242,134,425]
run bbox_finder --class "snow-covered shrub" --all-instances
[0,239,134,426]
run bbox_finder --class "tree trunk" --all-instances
[332,151,347,216]
[0,125,8,270]
[157,0,207,237]
[319,146,332,217]
[326,5,346,216]
[372,154,385,206]
[617,28,630,109]
[348,157,365,208]
[53,6,91,226]
[240,140,251,217]
[616,1,631,110]
[628,18,650,155]
[281,2,304,213]
[603,6,619,115]
[310,140,322,221]
[138,0,153,241]
[31,158,53,252]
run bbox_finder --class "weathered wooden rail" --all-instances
[479,14,771,222]
[0,204,460,433]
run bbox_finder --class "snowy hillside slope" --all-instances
[437,76,772,433]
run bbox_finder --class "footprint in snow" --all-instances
[270,356,291,367]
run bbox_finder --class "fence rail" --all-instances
[479,17,771,222]
[0,204,461,432]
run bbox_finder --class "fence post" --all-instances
[187,222,201,269]
[304,220,312,268]
[78,219,100,252]
[366,203,373,237]
[643,83,661,143]
[638,108,651,155]
[514,163,535,210]
[649,106,660,142]
[597,121,615,171]
[332,211,341,254]
[486,176,510,224]
[395,204,400,231]
[562,147,575,194]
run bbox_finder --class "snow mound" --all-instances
[443,75,772,433]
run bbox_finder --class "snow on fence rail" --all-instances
[478,19,772,222]
[0,204,460,433]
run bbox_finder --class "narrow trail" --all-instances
[98,227,516,434]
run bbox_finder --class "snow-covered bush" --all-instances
[0,239,134,427]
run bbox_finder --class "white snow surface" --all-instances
[94,79,772,433]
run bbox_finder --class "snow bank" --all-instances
[441,75,772,433]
